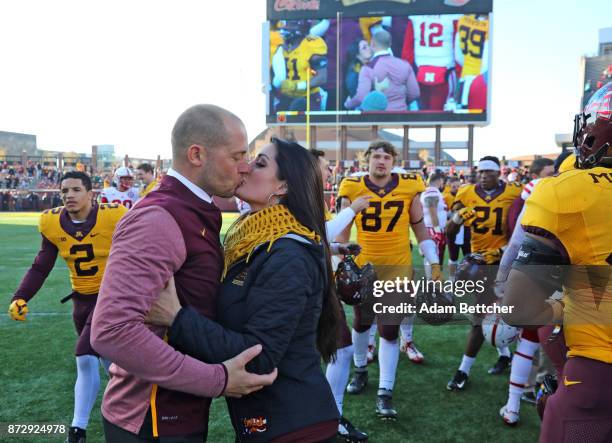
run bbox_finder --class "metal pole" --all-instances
[435,125,442,166]
[403,125,410,167]
[468,125,474,168]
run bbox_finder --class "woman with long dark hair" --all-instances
[147,137,342,442]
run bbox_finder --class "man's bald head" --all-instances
[171,104,243,163]
[372,30,391,50]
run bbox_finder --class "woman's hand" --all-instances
[146,277,181,327]
[350,195,372,213]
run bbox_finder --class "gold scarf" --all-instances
[223,204,320,279]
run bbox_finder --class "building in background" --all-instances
[580,27,612,107]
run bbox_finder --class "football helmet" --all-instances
[416,289,455,325]
[572,81,612,168]
[482,314,519,347]
[335,255,377,306]
[279,20,309,47]
[114,166,135,191]
[455,253,497,286]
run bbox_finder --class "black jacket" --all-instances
[168,235,339,442]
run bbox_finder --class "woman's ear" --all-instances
[277,181,288,197]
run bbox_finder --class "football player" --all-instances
[401,14,460,110]
[135,163,158,198]
[312,148,370,442]
[8,171,127,443]
[99,166,140,209]
[445,156,522,391]
[453,14,489,111]
[337,140,441,420]
[274,20,328,112]
[445,176,471,280]
[502,82,612,441]
[495,157,557,425]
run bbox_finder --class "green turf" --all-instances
[0,213,540,442]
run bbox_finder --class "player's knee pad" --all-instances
[378,324,399,341]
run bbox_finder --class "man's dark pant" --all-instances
[103,417,204,443]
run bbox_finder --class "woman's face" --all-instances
[358,40,373,63]
[235,143,287,210]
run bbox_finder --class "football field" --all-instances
[0,212,540,442]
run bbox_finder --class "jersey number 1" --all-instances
[70,244,98,276]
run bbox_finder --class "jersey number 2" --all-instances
[70,244,98,276]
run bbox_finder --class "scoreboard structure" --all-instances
[264,0,494,127]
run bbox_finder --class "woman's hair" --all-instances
[271,137,341,363]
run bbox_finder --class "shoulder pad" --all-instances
[529,170,603,214]
[39,206,63,233]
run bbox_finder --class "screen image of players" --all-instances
[401,14,460,111]
[453,14,489,111]
[271,19,329,113]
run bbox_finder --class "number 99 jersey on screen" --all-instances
[338,173,425,266]
[38,203,128,294]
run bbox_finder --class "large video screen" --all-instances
[265,11,492,126]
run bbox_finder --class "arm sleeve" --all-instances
[272,47,287,89]
[405,64,420,103]
[13,235,58,302]
[497,205,527,282]
[91,206,227,398]
[326,207,356,242]
[401,20,415,65]
[168,245,314,375]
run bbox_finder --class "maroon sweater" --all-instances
[91,175,226,437]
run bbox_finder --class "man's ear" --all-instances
[186,144,207,167]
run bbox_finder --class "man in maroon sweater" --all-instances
[91,105,277,442]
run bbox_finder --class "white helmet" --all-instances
[114,166,134,181]
[482,314,519,348]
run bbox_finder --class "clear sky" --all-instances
[0,0,609,160]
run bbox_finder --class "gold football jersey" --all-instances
[283,35,327,98]
[338,173,425,268]
[453,181,521,253]
[457,15,488,77]
[39,203,127,295]
[522,167,612,363]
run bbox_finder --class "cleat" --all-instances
[500,405,520,426]
[521,389,537,405]
[488,355,512,375]
[367,344,376,364]
[376,389,397,420]
[337,417,368,442]
[447,370,469,391]
[401,341,424,364]
[66,427,86,443]
[347,368,368,395]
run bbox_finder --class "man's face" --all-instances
[318,156,331,186]
[136,169,154,185]
[199,119,249,198]
[537,165,555,178]
[449,180,461,195]
[118,176,134,192]
[478,169,500,190]
[60,178,92,214]
[368,148,394,179]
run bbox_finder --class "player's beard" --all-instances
[371,170,389,180]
